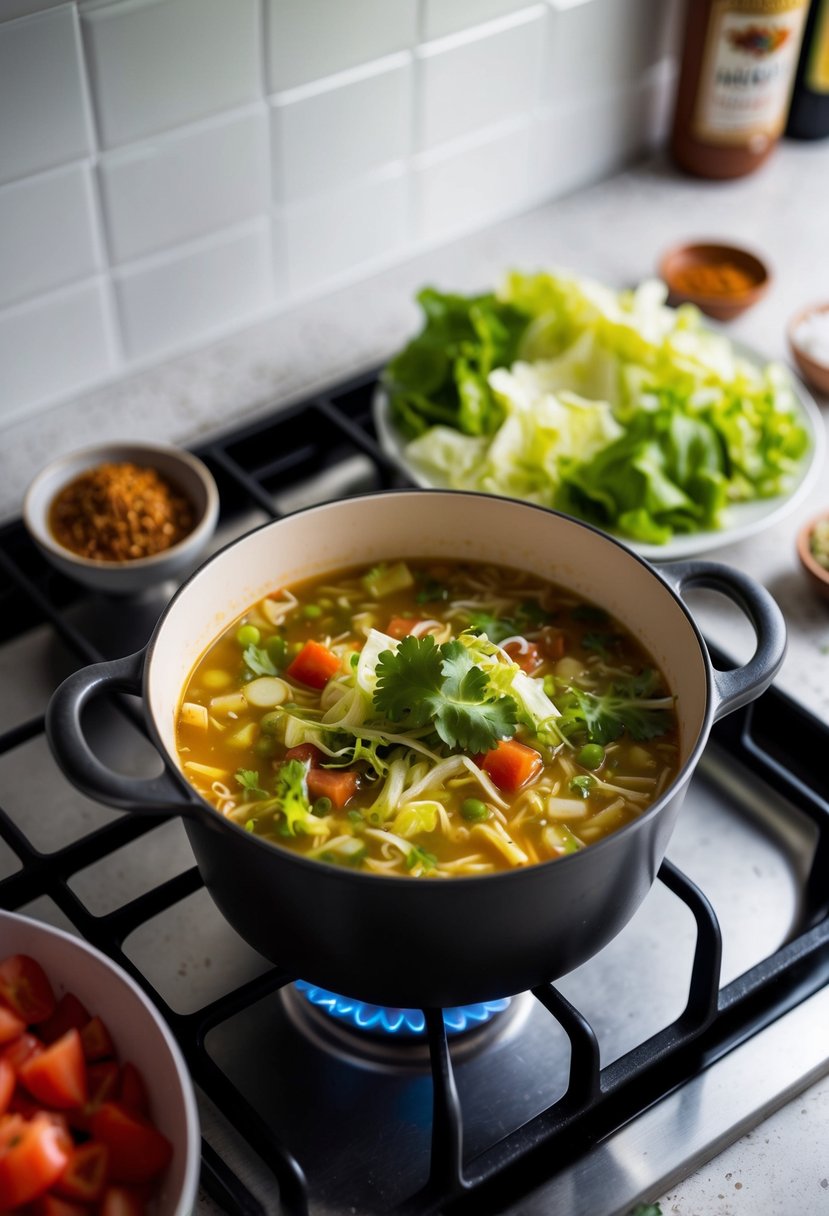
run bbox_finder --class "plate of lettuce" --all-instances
[375,269,824,560]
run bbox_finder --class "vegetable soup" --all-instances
[176,561,679,877]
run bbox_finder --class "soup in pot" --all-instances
[176,560,680,877]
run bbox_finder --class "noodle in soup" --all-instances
[176,560,679,877]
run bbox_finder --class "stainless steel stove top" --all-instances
[1,370,827,1216]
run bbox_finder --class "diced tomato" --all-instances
[100,1184,147,1216]
[89,1103,172,1185]
[503,640,542,673]
[30,1194,91,1216]
[0,1059,14,1116]
[38,994,90,1046]
[285,640,341,689]
[53,1140,109,1202]
[386,616,421,640]
[67,1061,119,1135]
[0,1003,26,1046]
[0,1112,71,1208]
[79,1016,114,1063]
[117,1064,149,1119]
[0,956,56,1024]
[306,768,358,809]
[2,1032,43,1071]
[482,739,543,793]
[19,1029,87,1110]
[9,1085,43,1119]
[283,743,323,767]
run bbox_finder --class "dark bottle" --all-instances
[787,0,829,138]
[671,0,810,179]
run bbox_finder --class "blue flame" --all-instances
[295,981,510,1037]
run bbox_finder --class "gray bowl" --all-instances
[23,441,219,595]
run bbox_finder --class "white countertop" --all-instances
[4,143,829,1215]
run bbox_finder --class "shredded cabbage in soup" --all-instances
[176,561,679,877]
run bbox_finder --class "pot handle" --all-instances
[659,560,786,722]
[46,649,194,816]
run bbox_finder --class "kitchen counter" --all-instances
[3,142,829,1215]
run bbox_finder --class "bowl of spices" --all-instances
[797,510,829,603]
[659,240,770,321]
[788,302,829,396]
[23,441,219,594]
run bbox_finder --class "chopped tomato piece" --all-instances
[0,1060,14,1116]
[68,1061,119,1135]
[306,768,358,809]
[19,1029,87,1110]
[30,1195,91,1216]
[100,1184,147,1216]
[0,955,56,1024]
[53,1140,109,1202]
[482,739,543,793]
[285,640,341,689]
[2,1033,43,1071]
[118,1063,149,1118]
[386,616,421,640]
[0,1112,71,1208]
[503,640,542,673]
[89,1103,172,1185]
[283,743,323,767]
[0,1003,26,1046]
[9,1085,43,1119]
[38,994,90,1046]
[80,1016,114,1063]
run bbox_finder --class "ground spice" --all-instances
[49,462,196,562]
[672,261,757,297]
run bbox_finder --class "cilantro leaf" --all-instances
[235,769,270,801]
[243,644,278,677]
[373,635,517,753]
[567,670,672,745]
[569,774,596,798]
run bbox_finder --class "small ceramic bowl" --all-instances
[797,511,829,603]
[788,302,829,396]
[0,908,200,1215]
[23,441,219,595]
[659,241,770,321]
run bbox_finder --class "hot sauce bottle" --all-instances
[671,0,810,178]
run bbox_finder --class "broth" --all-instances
[176,560,679,877]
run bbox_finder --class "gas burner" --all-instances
[281,981,533,1071]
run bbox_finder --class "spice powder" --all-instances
[49,462,196,562]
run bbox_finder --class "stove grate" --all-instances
[0,368,827,1216]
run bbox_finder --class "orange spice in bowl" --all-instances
[49,461,196,562]
[659,241,770,321]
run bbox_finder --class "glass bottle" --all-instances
[671,0,810,178]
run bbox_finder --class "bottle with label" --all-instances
[786,0,829,138]
[671,0,810,179]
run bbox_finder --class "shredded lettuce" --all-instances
[387,270,810,544]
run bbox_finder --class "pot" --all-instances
[46,491,785,1008]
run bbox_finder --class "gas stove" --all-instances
[1,368,827,1215]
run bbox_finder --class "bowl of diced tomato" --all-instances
[0,909,200,1215]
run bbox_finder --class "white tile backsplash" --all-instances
[99,106,269,264]
[417,8,545,152]
[0,280,112,422]
[0,7,91,185]
[421,0,533,42]
[272,55,413,204]
[113,221,271,362]
[0,0,678,422]
[0,163,100,309]
[81,0,260,148]
[281,166,409,295]
[415,120,533,245]
[265,0,417,93]
[544,0,674,105]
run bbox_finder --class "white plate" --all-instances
[373,341,826,562]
